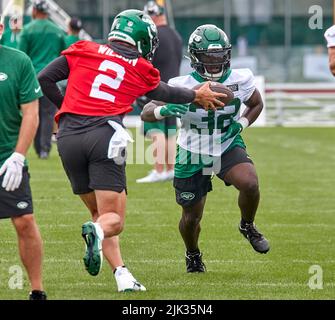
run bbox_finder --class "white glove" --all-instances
[107,121,134,160]
[324,25,335,48]
[0,152,25,192]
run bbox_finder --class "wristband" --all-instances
[154,106,166,120]
[237,117,249,130]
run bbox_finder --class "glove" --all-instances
[0,152,25,192]
[219,116,249,144]
[155,104,188,119]
[324,25,335,48]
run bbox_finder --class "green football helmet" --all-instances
[108,9,159,61]
[188,24,232,81]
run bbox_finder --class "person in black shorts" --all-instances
[141,24,270,273]
[136,1,183,183]
[0,22,46,300]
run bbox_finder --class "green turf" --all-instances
[0,127,334,300]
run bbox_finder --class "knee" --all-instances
[239,178,259,195]
[111,214,124,235]
[181,211,202,228]
[12,214,37,236]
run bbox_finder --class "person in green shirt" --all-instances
[0,22,46,300]
[19,0,65,159]
[0,15,22,49]
[65,17,82,48]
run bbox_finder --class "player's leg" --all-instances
[12,214,45,298]
[174,170,212,272]
[136,123,166,183]
[0,168,46,300]
[179,197,207,272]
[218,147,269,253]
[79,192,124,269]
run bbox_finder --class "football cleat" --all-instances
[82,222,103,276]
[136,170,166,183]
[29,290,47,300]
[114,267,146,292]
[185,251,206,273]
[239,222,270,254]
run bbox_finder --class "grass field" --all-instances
[0,127,334,300]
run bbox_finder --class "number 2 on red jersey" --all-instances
[89,60,125,103]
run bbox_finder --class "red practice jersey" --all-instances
[55,40,161,122]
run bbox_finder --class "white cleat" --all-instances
[162,170,174,181]
[114,267,146,292]
[136,170,166,183]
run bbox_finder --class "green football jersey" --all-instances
[0,46,43,166]
[18,19,65,74]
[64,34,79,48]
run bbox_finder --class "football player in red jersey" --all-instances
[38,9,225,292]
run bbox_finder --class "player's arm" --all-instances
[219,88,263,144]
[0,101,39,192]
[241,88,263,126]
[38,56,70,109]
[16,101,39,155]
[141,100,188,122]
[146,81,226,111]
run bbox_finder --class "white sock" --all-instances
[93,222,104,240]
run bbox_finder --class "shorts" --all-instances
[57,123,127,195]
[173,147,253,207]
[0,167,34,219]
[143,117,177,138]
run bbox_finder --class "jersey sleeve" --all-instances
[143,64,161,92]
[19,55,43,104]
[240,69,256,102]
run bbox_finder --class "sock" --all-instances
[187,248,200,256]
[113,265,126,274]
[240,218,253,227]
[93,222,104,240]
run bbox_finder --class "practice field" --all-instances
[0,127,334,300]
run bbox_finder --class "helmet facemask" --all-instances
[190,47,231,81]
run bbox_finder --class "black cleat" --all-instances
[29,290,47,300]
[185,251,206,273]
[239,222,270,254]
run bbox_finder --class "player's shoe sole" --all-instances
[239,224,270,254]
[82,222,103,276]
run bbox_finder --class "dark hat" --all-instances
[32,0,49,13]
[69,17,82,31]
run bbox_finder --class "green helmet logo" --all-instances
[188,24,232,81]
[108,9,159,61]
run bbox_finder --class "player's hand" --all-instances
[219,116,244,144]
[160,104,188,117]
[193,82,226,111]
[0,152,25,192]
[325,25,335,48]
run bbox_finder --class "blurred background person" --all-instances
[136,0,183,183]
[19,0,65,159]
[65,16,82,48]
[0,14,23,49]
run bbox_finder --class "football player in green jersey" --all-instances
[141,24,270,273]
[0,22,46,299]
